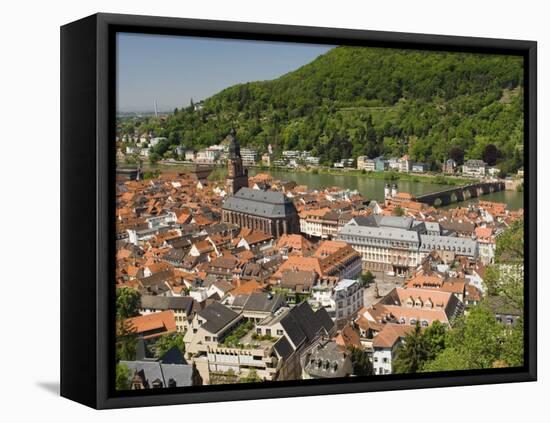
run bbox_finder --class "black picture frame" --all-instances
[61,12,537,409]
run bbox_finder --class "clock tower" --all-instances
[226,129,248,195]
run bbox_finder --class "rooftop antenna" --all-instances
[154,99,159,118]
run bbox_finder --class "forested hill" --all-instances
[119,46,524,173]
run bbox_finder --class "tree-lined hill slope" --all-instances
[119,45,524,173]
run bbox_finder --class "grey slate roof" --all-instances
[162,248,187,262]
[273,336,293,360]
[419,234,477,257]
[222,188,296,219]
[140,295,194,314]
[339,216,476,256]
[120,360,195,388]
[423,221,441,234]
[231,294,250,308]
[352,215,416,230]
[159,346,187,365]
[304,341,353,378]
[160,363,194,387]
[464,159,487,167]
[280,302,334,349]
[242,292,285,313]
[198,302,240,334]
[339,222,421,243]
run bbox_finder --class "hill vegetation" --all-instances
[118,45,524,174]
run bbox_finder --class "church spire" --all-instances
[227,128,240,159]
[225,129,248,195]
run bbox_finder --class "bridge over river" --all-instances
[414,181,506,207]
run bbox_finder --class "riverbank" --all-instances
[284,167,475,186]
[119,160,475,186]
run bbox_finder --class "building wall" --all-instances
[206,347,278,381]
[222,209,299,237]
[334,281,364,322]
[373,347,393,375]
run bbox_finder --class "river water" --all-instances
[249,169,524,210]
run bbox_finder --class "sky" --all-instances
[117,33,334,113]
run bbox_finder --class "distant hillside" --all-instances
[118,46,524,174]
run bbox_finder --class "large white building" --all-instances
[240,147,259,166]
[357,156,376,171]
[337,215,478,274]
[462,159,487,177]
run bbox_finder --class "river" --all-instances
[249,169,524,210]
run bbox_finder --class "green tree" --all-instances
[422,347,470,372]
[348,347,373,376]
[116,287,141,320]
[448,146,465,165]
[116,363,131,390]
[501,317,524,368]
[239,368,262,383]
[116,319,138,361]
[482,144,499,166]
[495,219,524,264]
[148,152,161,164]
[393,323,428,374]
[486,219,525,310]
[423,305,505,372]
[154,332,186,358]
[422,320,447,362]
[393,206,405,216]
[483,266,502,297]
[360,271,375,287]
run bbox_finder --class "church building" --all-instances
[221,130,299,237]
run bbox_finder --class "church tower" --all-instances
[226,128,249,195]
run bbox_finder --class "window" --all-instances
[374,357,378,362]
[205,336,211,342]
[382,357,388,363]
[276,329,284,336]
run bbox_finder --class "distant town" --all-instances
[117,130,524,183]
[114,129,524,390]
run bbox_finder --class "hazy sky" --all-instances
[116,33,334,113]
